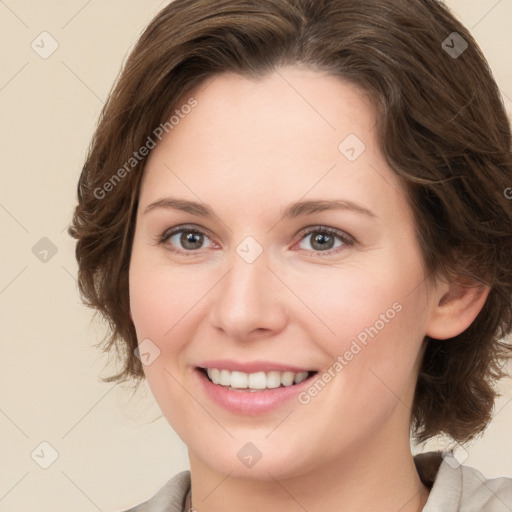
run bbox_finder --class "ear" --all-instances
[425,274,490,340]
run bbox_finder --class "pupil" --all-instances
[182,232,202,249]
[313,233,333,251]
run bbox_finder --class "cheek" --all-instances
[299,266,409,348]
[129,267,168,341]
[128,251,214,385]
[129,249,200,340]
[128,259,189,402]
[309,249,428,387]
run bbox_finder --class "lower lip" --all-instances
[195,368,317,415]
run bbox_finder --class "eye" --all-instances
[294,226,354,256]
[158,225,215,256]
[157,224,354,257]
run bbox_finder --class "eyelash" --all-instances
[156,224,355,257]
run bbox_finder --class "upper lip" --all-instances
[196,359,315,374]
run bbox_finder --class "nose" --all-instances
[208,245,289,342]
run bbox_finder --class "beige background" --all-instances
[1,1,511,511]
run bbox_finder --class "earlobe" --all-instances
[425,276,490,340]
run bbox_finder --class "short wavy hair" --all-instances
[69,0,512,445]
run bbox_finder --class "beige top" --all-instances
[120,451,512,511]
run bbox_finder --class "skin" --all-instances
[129,66,489,512]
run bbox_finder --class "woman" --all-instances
[69,0,512,510]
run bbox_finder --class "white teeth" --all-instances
[281,371,295,387]
[219,369,231,386]
[248,371,267,389]
[266,371,282,389]
[209,368,221,384]
[230,371,248,389]
[205,368,311,390]
[294,372,309,384]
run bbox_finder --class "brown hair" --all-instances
[69,0,512,445]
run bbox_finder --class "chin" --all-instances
[190,438,315,482]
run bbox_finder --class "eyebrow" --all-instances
[143,197,377,219]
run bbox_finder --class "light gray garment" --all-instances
[121,470,190,512]
[120,451,512,511]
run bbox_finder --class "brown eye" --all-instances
[296,227,354,255]
[159,226,214,255]
[176,231,204,250]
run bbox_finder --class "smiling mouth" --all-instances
[198,367,318,392]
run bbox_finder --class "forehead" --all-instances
[167,67,376,159]
[140,67,406,222]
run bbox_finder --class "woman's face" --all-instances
[129,67,440,480]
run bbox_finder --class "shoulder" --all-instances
[118,470,191,512]
[416,451,512,511]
